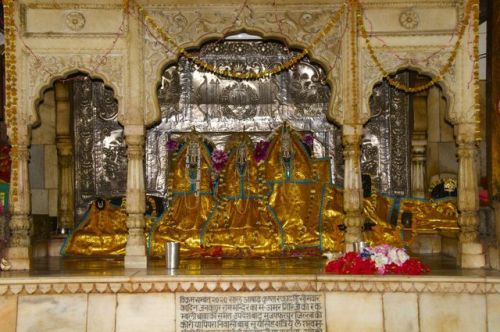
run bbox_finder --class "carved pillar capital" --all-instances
[125,134,145,160]
[56,139,73,156]
[125,133,145,147]
[456,123,477,144]
[342,133,362,158]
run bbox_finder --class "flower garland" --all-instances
[211,149,229,173]
[302,133,314,147]
[166,137,179,152]
[471,0,481,141]
[349,0,359,122]
[355,0,474,93]
[130,0,347,79]
[3,0,19,205]
[325,245,430,275]
[253,140,270,163]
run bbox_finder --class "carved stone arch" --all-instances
[147,56,179,127]
[33,68,122,128]
[361,64,455,126]
[149,30,336,126]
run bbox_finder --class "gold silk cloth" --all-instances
[260,125,344,254]
[63,124,459,257]
[149,124,346,257]
[62,199,129,256]
[202,134,281,257]
[400,198,459,233]
[363,194,405,248]
[149,132,215,256]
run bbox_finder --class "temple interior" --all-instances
[0,0,500,331]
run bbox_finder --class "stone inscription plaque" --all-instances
[177,292,325,332]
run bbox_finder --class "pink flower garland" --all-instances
[253,140,270,163]
[211,149,228,172]
[166,138,179,152]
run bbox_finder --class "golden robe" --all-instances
[149,134,215,257]
[202,134,281,257]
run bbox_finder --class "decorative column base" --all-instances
[124,214,147,269]
[124,255,147,269]
[457,242,485,268]
[5,247,30,270]
[344,213,364,252]
[6,212,31,270]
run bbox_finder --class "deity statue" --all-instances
[263,123,344,254]
[201,133,281,257]
[149,130,215,257]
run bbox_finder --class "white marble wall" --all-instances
[0,288,499,332]
[30,90,58,218]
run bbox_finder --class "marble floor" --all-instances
[1,254,500,279]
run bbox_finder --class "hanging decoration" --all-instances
[471,0,481,142]
[355,0,475,93]
[130,0,347,79]
[349,0,359,122]
[3,0,18,205]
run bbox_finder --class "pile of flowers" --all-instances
[325,245,429,275]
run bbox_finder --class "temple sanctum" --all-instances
[0,0,500,331]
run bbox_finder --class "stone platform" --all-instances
[1,256,500,332]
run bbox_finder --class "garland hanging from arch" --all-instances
[355,0,476,94]
[3,0,19,205]
[130,0,348,79]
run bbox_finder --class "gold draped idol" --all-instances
[201,133,281,257]
[62,123,459,257]
[263,124,344,254]
[62,198,129,256]
[149,123,347,257]
[149,131,215,256]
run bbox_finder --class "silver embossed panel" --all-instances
[72,78,127,219]
[364,73,411,197]
[147,39,342,197]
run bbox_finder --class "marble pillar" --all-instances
[55,82,74,233]
[55,140,73,233]
[342,124,364,251]
[411,139,427,198]
[124,127,147,268]
[456,123,485,268]
[6,142,31,270]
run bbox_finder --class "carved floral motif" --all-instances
[65,11,86,31]
[399,9,419,30]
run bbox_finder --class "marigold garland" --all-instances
[355,0,475,94]
[349,0,359,122]
[471,0,481,142]
[3,0,19,205]
[130,0,347,79]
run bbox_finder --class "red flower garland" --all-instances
[325,252,377,275]
[325,252,430,275]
